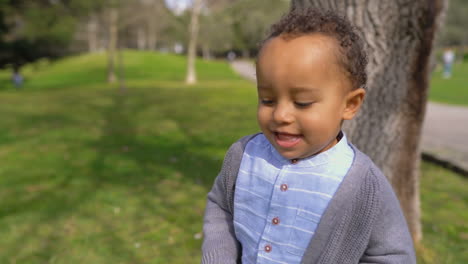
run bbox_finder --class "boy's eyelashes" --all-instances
[259,99,314,108]
[260,99,274,105]
[294,102,314,108]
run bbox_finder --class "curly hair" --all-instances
[262,7,368,90]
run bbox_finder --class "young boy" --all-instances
[202,8,416,264]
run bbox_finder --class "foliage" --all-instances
[0,51,466,263]
[224,0,290,56]
[0,0,98,68]
[198,9,234,55]
[438,0,468,47]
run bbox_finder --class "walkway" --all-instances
[231,60,468,173]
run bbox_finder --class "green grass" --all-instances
[418,163,468,264]
[0,51,466,263]
[0,50,242,91]
[429,61,468,106]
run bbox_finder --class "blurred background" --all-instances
[0,0,466,263]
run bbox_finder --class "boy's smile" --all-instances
[256,33,365,160]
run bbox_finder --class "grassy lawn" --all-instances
[418,163,468,264]
[429,60,468,106]
[0,51,466,263]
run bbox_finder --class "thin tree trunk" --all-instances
[137,26,146,50]
[185,0,203,85]
[291,0,447,243]
[147,18,157,50]
[147,3,158,51]
[107,7,118,83]
[118,45,126,92]
[87,14,98,53]
[202,45,211,60]
[242,48,250,58]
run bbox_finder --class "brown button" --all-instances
[272,217,280,225]
[291,159,299,164]
[264,244,272,252]
[280,184,288,191]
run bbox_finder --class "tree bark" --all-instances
[107,7,118,83]
[147,17,157,50]
[202,45,212,60]
[242,48,250,58]
[146,2,158,51]
[137,26,146,50]
[118,44,126,92]
[291,0,447,243]
[185,0,203,85]
[87,14,98,53]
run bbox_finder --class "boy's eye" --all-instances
[295,102,313,108]
[260,99,274,105]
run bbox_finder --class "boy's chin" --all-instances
[274,147,304,160]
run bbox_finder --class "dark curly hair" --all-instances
[261,7,368,90]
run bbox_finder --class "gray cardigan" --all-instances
[202,134,416,264]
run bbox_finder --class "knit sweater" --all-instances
[202,134,416,264]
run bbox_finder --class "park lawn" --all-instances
[0,80,258,264]
[0,51,466,263]
[429,60,468,106]
[0,50,242,91]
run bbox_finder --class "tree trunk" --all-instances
[118,44,126,92]
[202,45,211,60]
[137,26,146,50]
[147,2,158,51]
[242,48,250,58]
[87,14,98,53]
[147,18,158,50]
[185,0,203,85]
[291,0,446,243]
[107,7,118,83]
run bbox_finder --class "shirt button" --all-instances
[264,244,272,252]
[291,159,299,164]
[280,184,288,191]
[272,217,280,225]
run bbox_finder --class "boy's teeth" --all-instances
[277,133,300,141]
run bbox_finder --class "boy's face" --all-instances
[256,33,364,160]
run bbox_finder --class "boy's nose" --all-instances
[273,103,294,124]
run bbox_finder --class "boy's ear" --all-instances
[342,88,366,120]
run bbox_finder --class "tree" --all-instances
[107,5,118,83]
[438,0,468,47]
[0,0,78,69]
[139,0,171,51]
[197,1,237,59]
[227,0,290,57]
[185,0,203,84]
[291,0,447,242]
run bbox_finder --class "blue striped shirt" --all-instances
[233,133,354,264]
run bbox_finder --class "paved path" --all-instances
[231,60,468,173]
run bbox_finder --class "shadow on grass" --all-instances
[0,86,246,263]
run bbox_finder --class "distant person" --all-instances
[227,51,236,62]
[202,7,415,264]
[443,48,455,79]
[12,68,23,88]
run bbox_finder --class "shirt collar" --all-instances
[269,131,349,168]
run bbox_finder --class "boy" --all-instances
[202,8,415,264]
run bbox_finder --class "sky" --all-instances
[165,0,191,14]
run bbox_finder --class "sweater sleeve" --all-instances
[359,166,417,264]
[201,141,245,264]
